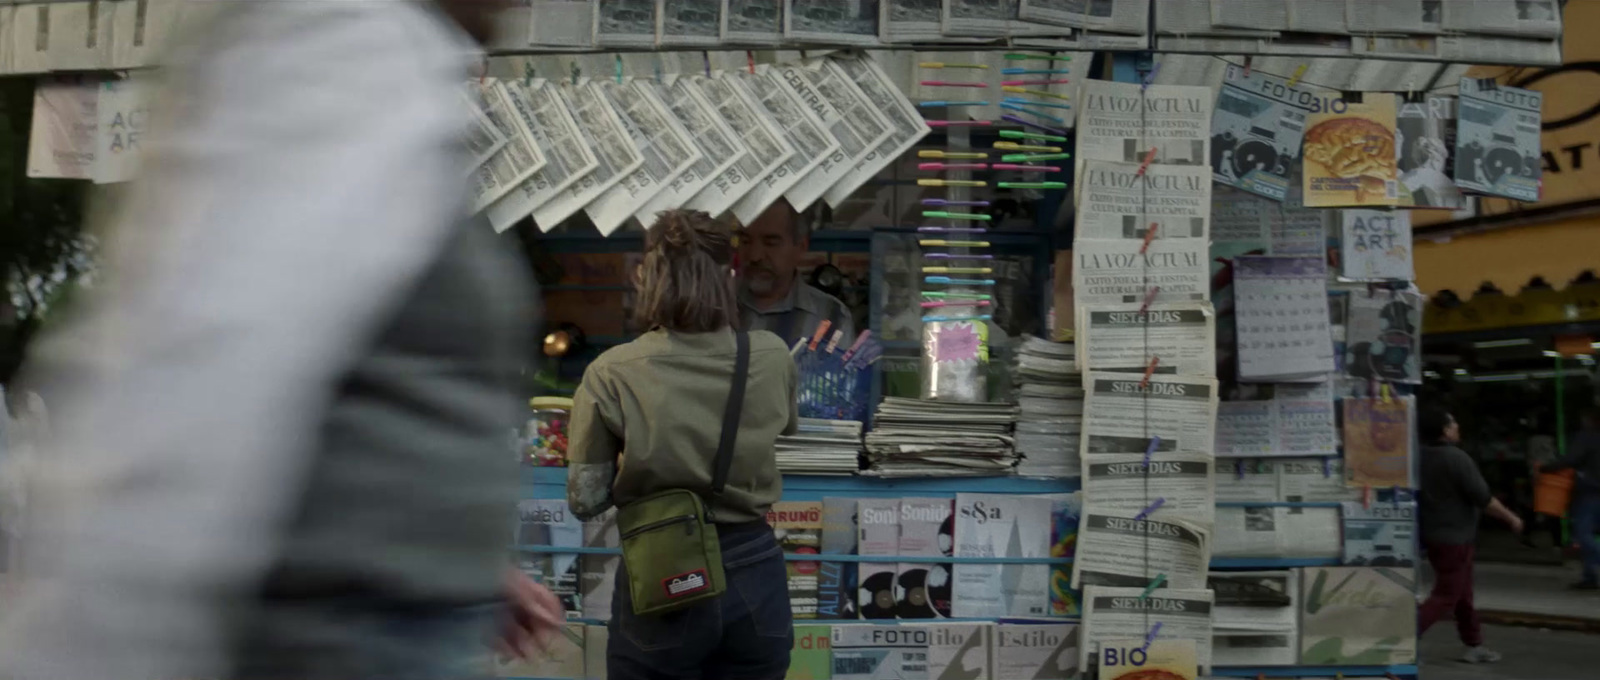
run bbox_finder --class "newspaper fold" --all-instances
[1081,586,1215,671]
[1080,371,1218,460]
[584,80,702,235]
[487,79,601,233]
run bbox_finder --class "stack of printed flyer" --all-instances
[1013,337,1084,478]
[776,418,864,475]
[863,398,1017,477]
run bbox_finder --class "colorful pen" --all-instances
[1002,79,1072,86]
[923,276,997,285]
[919,150,988,159]
[917,179,986,187]
[922,211,993,221]
[922,292,994,299]
[1000,103,1066,124]
[922,314,994,322]
[998,181,1068,189]
[920,100,990,107]
[991,163,1060,172]
[995,141,1062,153]
[923,266,994,274]
[920,80,988,88]
[1002,86,1072,101]
[920,299,992,309]
[1002,68,1072,75]
[1004,97,1074,111]
[922,248,993,254]
[1001,114,1068,136]
[926,120,994,127]
[919,241,991,248]
[1000,130,1068,142]
[922,198,991,207]
[919,62,989,69]
[1001,153,1070,162]
[918,162,989,171]
[1004,53,1072,62]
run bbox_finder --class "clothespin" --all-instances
[1391,485,1401,508]
[1368,376,1378,399]
[841,331,872,363]
[1380,382,1393,403]
[1141,622,1163,652]
[1322,457,1333,478]
[1134,498,1166,520]
[1135,147,1158,176]
[1141,62,1161,91]
[1139,357,1160,388]
[807,320,832,352]
[1140,223,1159,253]
[1143,436,1161,467]
[523,61,537,88]
[825,330,844,354]
[614,54,623,84]
[702,51,712,77]
[478,57,489,85]
[1236,460,1245,480]
[1139,574,1167,599]
[1287,64,1307,87]
[570,61,580,86]
[1363,485,1373,509]
[1139,287,1160,314]
[746,51,756,75]
[1242,56,1252,77]
[653,55,664,83]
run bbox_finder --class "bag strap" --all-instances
[711,330,751,498]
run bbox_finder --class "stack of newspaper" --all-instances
[775,418,864,475]
[1013,337,1083,478]
[1208,570,1300,667]
[863,398,1017,477]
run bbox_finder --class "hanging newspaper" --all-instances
[1345,0,1442,34]
[1443,0,1561,38]
[1083,453,1216,528]
[1020,0,1151,34]
[488,80,601,234]
[1210,0,1288,31]
[1211,62,1333,202]
[1455,77,1542,202]
[585,80,702,235]
[1214,506,1342,560]
[722,0,784,44]
[530,1,597,47]
[1072,512,1211,591]
[1076,80,1212,187]
[1279,457,1361,503]
[880,0,944,42]
[639,77,753,221]
[1215,459,1280,502]
[775,59,894,211]
[1072,238,1210,308]
[783,0,880,46]
[1080,372,1219,460]
[529,83,643,231]
[595,0,658,47]
[469,81,549,215]
[1210,187,1329,258]
[1081,587,1215,672]
[681,74,795,215]
[725,70,839,225]
[458,87,510,172]
[658,0,723,46]
[1076,160,1212,241]
[1286,0,1348,33]
[824,53,932,208]
[1216,383,1338,458]
[1079,303,1216,376]
[940,0,1011,37]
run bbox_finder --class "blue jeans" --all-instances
[1574,492,1600,582]
[609,522,793,680]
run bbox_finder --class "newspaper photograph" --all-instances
[620,79,719,227]
[725,70,839,225]
[585,80,701,235]
[880,0,944,42]
[1081,587,1215,672]
[823,53,932,208]
[1077,160,1211,240]
[1455,77,1542,202]
[784,0,881,46]
[1079,303,1215,376]
[1211,63,1330,202]
[457,88,509,171]
[1215,459,1280,503]
[1077,80,1212,189]
[658,0,723,46]
[529,83,643,231]
[469,81,549,214]
[777,59,893,210]
[1443,0,1561,38]
[722,0,783,44]
[1286,0,1348,33]
[595,0,658,47]
[1080,372,1219,459]
[1215,506,1342,560]
[1073,238,1210,308]
[1083,453,1216,528]
[1345,0,1442,35]
[487,79,600,233]
[680,74,795,215]
[940,0,1012,37]
[643,77,754,220]
[1072,511,1211,590]
[530,0,597,47]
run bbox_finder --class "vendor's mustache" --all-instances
[743,263,778,277]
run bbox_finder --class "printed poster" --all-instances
[1302,94,1399,208]
[1300,567,1418,665]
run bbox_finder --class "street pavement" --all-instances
[1421,623,1597,679]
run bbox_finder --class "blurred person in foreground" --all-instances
[0,3,565,679]
[738,200,854,347]
[1415,405,1524,664]
[1540,408,1600,590]
[566,210,798,680]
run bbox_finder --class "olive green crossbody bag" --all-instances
[615,330,750,616]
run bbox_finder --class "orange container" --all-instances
[1535,468,1576,517]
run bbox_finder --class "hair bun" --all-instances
[649,209,731,263]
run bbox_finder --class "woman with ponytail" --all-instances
[566,210,798,680]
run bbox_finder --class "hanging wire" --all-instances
[1201,55,1524,94]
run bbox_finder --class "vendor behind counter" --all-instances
[737,200,854,347]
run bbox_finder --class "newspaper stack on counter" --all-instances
[775,418,863,475]
[1207,570,1300,667]
[1013,337,1084,478]
[1080,586,1216,672]
[863,398,1018,477]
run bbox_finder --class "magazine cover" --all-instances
[995,623,1080,680]
[1343,290,1423,385]
[1396,94,1466,209]
[580,508,620,620]
[1049,493,1083,617]
[819,496,862,619]
[832,624,929,680]
[517,499,584,614]
[771,501,825,618]
[927,623,993,680]
[1301,93,1399,208]
[1099,639,1198,680]
[951,493,1054,619]
[1339,210,1414,282]
[1211,63,1330,202]
[1341,501,1417,567]
[1455,77,1542,202]
[858,498,902,620]
[1342,396,1415,488]
[789,624,834,680]
[1300,567,1418,665]
[896,497,954,619]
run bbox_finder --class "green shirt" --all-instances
[567,328,798,524]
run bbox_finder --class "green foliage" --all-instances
[0,77,92,383]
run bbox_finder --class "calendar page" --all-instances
[1232,256,1336,382]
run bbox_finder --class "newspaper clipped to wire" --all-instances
[783,0,880,46]
[1286,0,1348,33]
[1076,160,1212,240]
[1079,303,1215,375]
[880,0,945,42]
[1020,0,1151,35]
[659,0,724,46]
[939,0,1012,37]
[1215,383,1339,458]
[529,83,643,230]
[469,80,549,214]
[487,79,601,233]
[616,78,724,226]
[1083,453,1216,528]
[823,53,932,208]
[595,0,658,47]
[1072,510,1212,590]
[1211,62,1331,202]
[1080,372,1219,460]
[1076,80,1212,196]
[638,76,756,221]
[1081,587,1216,672]
[722,0,784,44]
[1442,0,1561,38]
[774,59,894,210]
[679,74,795,215]
[1072,238,1210,308]
[585,80,702,235]
[458,87,510,171]
[529,0,596,47]
[725,69,839,224]
[1345,0,1442,35]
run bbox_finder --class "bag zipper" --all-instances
[620,513,699,540]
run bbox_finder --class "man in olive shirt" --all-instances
[738,200,855,346]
